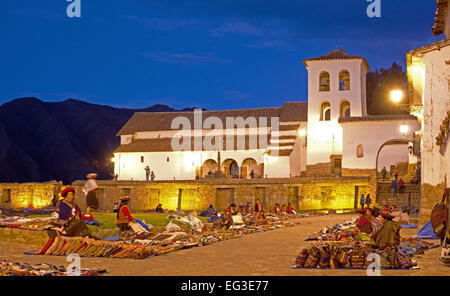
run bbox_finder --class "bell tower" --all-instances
[303,49,370,167]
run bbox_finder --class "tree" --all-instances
[366,62,409,115]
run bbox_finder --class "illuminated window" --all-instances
[340,100,351,118]
[320,102,331,121]
[319,71,330,91]
[339,70,350,90]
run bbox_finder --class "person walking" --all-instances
[393,168,399,181]
[390,178,399,197]
[365,194,372,208]
[381,166,387,182]
[254,199,263,221]
[150,171,155,181]
[83,173,99,213]
[359,194,365,209]
[398,178,406,194]
[145,166,150,181]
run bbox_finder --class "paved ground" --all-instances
[0,214,449,276]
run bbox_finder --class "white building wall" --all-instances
[341,120,421,170]
[114,149,292,180]
[306,59,369,165]
[419,46,450,187]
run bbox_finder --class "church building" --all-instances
[114,49,420,181]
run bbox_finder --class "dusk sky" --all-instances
[0,0,443,110]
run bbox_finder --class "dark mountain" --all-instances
[0,98,200,184]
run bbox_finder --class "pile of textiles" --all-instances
[293,241,417,270]
[305,218,360,241]
[0,216,57,231]
[0,258,107,276]
[399,238,440,255]
[32,236,158,259]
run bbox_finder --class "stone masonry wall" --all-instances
[420,182,448,226]
[0,182,61,209]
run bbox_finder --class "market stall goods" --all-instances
[0,258,107,276]
[0,216,58,231]
[293,241,417,270]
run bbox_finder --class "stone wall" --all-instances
[71,177,375,213]
[341,168,376,178]
[0,178,376,213]
[420,182,447,226]
[306,162,333,177]
[0,182,61,209]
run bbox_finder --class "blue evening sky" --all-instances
[0,0,443,110]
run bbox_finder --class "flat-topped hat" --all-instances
[86,173,98,179]
[61,187,75,197]
[120,195,131,201]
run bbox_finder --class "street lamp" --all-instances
[400,124,409,136]
[390,89,410,112]
[390,90,403,103]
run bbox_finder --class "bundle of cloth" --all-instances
[0,216,58,231]
[32,236,157,259]
[294,241,416,270]
[305,218,360,241]
[0,258,107,276]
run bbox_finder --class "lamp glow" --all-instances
[298,129,306,137]
[400,124,409,135]
[390,90,403,103]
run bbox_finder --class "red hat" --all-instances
[380,212,395,220]
[355,209,367,214]
[384,201,390,207]
[120,195,131,201]
[61,187,75,197]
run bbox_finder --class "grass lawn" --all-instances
[29,212,210,234]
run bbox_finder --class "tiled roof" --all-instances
[117,102,308,136]
[433,0,448,36]
[279,102,308,122]
[115,135,270,153]
[338,114,418,124]
[303,49,370,70]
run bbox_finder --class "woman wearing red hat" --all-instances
[375,211,401,249]
[57,187,91,237]
[355,209,372,234]
[116,196,135,232]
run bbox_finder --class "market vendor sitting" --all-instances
[225,203,238,217]
[200,204,216,217]
[155,204,164,213]
[244,202,252,214]
[116,196,135,232]
[274,203,282,216]
[56,187,91,238]
[370,207,384,240]
[375,211,401,249]
[285,202,295,214]
[355,208,372,234]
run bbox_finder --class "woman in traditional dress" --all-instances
[83,173,99,213]
[116,196,134,232]
[56,187,92,238]
[355,208,372,234]
[375,212,401,249]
